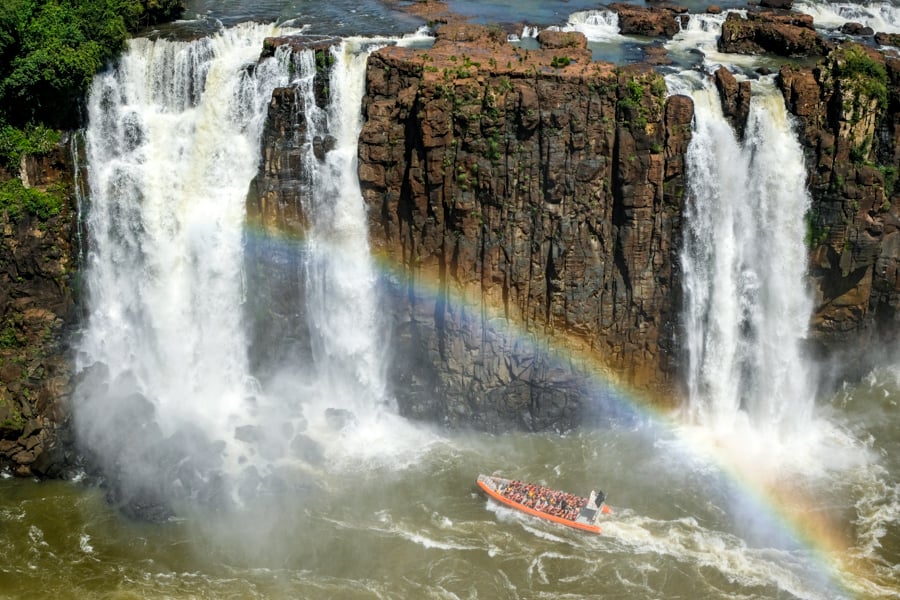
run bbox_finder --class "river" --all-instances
[1,1,898,599]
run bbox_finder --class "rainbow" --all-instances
[242,221,870,599]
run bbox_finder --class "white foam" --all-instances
[794,0,900,34]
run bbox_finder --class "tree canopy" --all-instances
[0,0,184,128]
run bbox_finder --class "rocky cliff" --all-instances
[359,26,694,430]
[0,145,79,476]
[778,43,900,372]
[248,26,694,431]
[1,8,897,466]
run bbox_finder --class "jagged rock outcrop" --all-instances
[779,43,900,369]
[875,33,900,48]
[713,66,752,139]
[355,25,692,430]
[609,3,683,39]
[840,22,874,37]
[0,147,78,476]
[718,11,829,57]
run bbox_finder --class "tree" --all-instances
[0,0,184,128]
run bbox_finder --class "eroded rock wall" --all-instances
[357,27,692,430]
[245,38,338,377]
[0,146,79,476]
[779,43,900,371]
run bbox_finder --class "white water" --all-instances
[562,9,624,42]
[76,25,438,500]
[291,42,388,420]
[676,74,817,438]
[77,24,297,473]
[794,0,900,34]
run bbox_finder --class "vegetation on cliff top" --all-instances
[832,44,888,110]
[0,0,184,129]
[0,0,183,220]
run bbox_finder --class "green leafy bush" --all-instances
[835,45,888,108]
[0,122,60,169]
[0,176,62,220]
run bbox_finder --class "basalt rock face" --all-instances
[357,26,692,431]
[608,3,683,39]
[778,43,900,372]
[245,38,338,376]
[714,66,752,139]
[719,11,829,58]
[0,147,79,477]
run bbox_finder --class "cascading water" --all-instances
[291,42,390,419]
[793,0,900,33]
[75,25,429,510]
[75,23,302,506]
[676,74,817,436]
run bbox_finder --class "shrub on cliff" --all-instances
[0,176,62,220]
[0,121,59,169]
[832,44,888,109]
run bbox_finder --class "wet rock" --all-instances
[718,11,828,57]
[609,3,681,38]
[714,66,752,138]
[537,30,588,50]
[840,22,874,37]
[875,32,900,47]
[312,135,337,160]
[760,0,792,9]
[643,44,672,66]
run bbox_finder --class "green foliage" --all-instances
[850,137,870,165]
[626,77,644,103]
[0,325,21,348]
[0,122,59,169]
[805,210,830,248]
[0,176,63,220]
[0,0,184,128]
[879,165,896,202]
[550,55,570,68]
[619,76,649,127]
[835,45,888,109]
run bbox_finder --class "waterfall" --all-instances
[74,24,433,510]
[563,10,623,42]
[678,75,816,436]
[75,23,299,505]
[793,0,900,33]
[291,40,390,419]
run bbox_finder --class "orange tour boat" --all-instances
[476,474,611,534]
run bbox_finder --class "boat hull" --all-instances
[477,475,603,534]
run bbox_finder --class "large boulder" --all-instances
[609,3,683,38]
[718,11,829,57]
